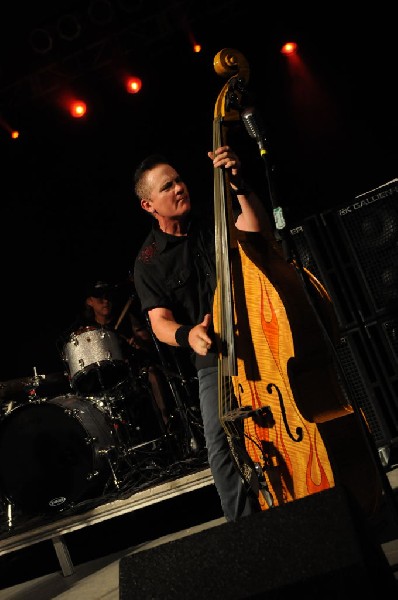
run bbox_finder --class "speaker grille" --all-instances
[322,178,398,318]
[289,179,398,451]
[290,216,358,328]
[336,331,397,447]
[119,487,397,599]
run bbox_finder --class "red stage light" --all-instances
[69,100,87,118]
[126,77,142,94]
[281,42,298,56]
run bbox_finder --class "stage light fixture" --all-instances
[29,28,53,54]
[57,14,82,42]
[88,0,114,25]
[69,100,87,118]
[281,42,298,56]
[125,76,142,94]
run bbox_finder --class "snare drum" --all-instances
[63,326,130,394]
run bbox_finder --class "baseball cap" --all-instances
[85,280,114,299]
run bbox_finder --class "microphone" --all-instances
[241,107,267,153]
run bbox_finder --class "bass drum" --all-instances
[63,326,130,395]
[0,395,117,515]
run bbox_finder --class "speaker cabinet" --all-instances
[119,487,397,599]
[290,215,359,329]
[289,180,398,451]
[321,178,398,320]
[335,326,398,447]
[290,179,398,325]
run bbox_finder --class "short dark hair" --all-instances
[133,153,169,200]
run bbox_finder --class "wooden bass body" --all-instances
[214,233,381,514]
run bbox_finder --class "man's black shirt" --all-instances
[134,217,218,370]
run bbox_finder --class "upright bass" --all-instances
[211,48,383,516]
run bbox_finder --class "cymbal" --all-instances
[0,372,70,399]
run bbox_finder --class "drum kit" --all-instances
[0,326,204,518]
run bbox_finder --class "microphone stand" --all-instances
[241,106,294,264]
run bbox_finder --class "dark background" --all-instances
[0,1,397,381]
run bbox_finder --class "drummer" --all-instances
[58,280,172,431]
[61,280,126,341]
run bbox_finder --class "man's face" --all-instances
[86,296,112,319]
[141,164,191,221]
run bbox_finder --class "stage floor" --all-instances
[1,460,398,598]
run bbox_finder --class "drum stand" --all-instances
[145,315,205,460]
[0,498,14,530]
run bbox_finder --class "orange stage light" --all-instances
[281,42,298,56]
[125,76,142,94]
[69,100,87,118]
